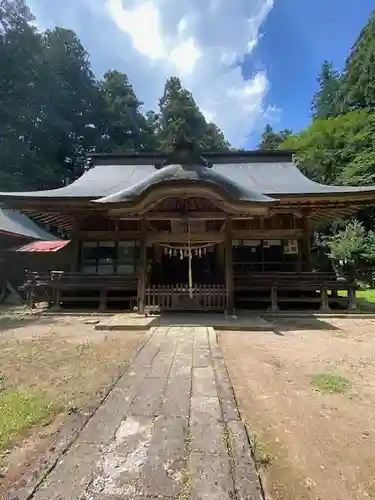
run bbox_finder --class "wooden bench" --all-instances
[24,271,137,310]
[233,272,357,311]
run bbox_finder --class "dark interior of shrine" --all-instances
[149,245,222,285]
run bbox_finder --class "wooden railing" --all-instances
[145,284,226,312]
[233,261,301,272]
[234,271,340,287]
[233,271,357,311]
[24,271,137,310]
[23,271,358,312]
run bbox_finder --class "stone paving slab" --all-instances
[95,312,274,332]
[213,357,240,422]
[228,421,263,500]
[32,442,103,500]
[189,452,235,500]
[28,325,263,500]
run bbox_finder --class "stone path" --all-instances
[31,326,263,500]
[95,313,272,332]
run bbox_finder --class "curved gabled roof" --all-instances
[0,151,375,201]
[95,163,275,204]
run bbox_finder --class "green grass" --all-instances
[357,289,375,302]
[0,390,53,450]
[339,289,375,310]
[309,373,351,394]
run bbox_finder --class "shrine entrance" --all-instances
[136,194,235,314]
[149,243,222,286]
[145,242,226,312]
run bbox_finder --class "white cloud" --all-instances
[169,37,202,75]
[107,0,166,59]
[104,0,275,146]
[28,0,276,146]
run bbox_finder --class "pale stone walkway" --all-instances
[31,326,263,500]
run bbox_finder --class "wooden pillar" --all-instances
[319,285,330,312]
[26,272,36,309]
[260,218,265,272]
[137,218,147,315]
[217,241,225,283]
[348,286,357,311]
[69,219,81,272]
[51,271,63,310]
[270,285,279,312]
[225,218,234,316]
[301,216,312,271]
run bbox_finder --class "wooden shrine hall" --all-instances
[1,141,375,313]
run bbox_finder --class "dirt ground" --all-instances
[220,316,375,500]
[0,312,145,494]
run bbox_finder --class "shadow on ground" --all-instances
[264,315,340,333]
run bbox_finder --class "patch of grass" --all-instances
[0,390,53,450]
[357,289,375,303]
[309,373,351,394]
[249,433,274,469]
[339,289,375,311]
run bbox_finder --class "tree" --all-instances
[0,18,106,190]
[0,4,232,192]
[0,0,32,35]
[157,76,230,152]
[326,220,375,277]
[339,10,375,111]
[327,220,366,264]
[40,27,103,184]
[158,77,206,151]
[98,70,157,153]
[201,123,230,152]
[0,0,51,189]
[311,60,342,119]
[258,124,292,150]
[281,110,375,184]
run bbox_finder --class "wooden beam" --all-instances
[115,212,257,221]
[300,216,312,271]
[79,231,140,240]
[70,222,80,272]
[148,232,224,244]
[137,218,147,315]
[78,228,304,242]
[233,229,303,240]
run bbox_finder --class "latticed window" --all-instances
[81,241,139,274]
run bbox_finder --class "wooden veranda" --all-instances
[24,270,357,313]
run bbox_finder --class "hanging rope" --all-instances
[157,242,215,253]
[188,218,193,299]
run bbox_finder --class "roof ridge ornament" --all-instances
[154,137,212,170]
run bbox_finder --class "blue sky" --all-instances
[245,0,375,145]
[28,0,374,149]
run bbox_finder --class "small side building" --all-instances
[0,209,70,302]
[0,142,374,312]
